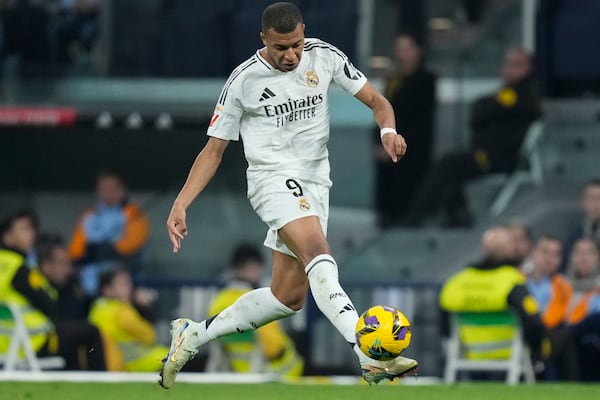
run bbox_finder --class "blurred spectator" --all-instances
[527,235,572,330]
[440,227,579,381]
[440,227,546,357]
[0,0,50,77]
[37,232,91,320]
[0,209,107,371]
[207,244,303,377]
[562,178,600,272]
[566,238,600,306]
[526,235,580,380]
[403,47,542,227]
[506,219,534,274]
[373,33,436,229]
[8,208,41,268]
[88,268,167,372]
[54,0,100,67]
[69,169,149,296]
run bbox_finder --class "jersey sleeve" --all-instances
[330,45,368,95]
[207,76,244,141]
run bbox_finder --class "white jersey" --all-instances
[207,38,368,188]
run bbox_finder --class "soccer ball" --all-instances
[355,305,412,361]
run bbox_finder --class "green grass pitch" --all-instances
[3,382,599,400]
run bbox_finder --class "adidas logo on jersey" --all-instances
[259,87,276,102]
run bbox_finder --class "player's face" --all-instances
[260,24,305,72]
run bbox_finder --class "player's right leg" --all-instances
[159,259,306,389]
[159,286,299,388]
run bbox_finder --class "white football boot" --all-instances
[159,318,199,389]
[354,346,418,384]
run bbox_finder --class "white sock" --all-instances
[305,254,358,344]
[185,287,296,349]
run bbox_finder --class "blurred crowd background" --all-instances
[2,0,600,382]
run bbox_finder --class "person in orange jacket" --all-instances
[526,234,582,380]
[527,235,573,329]
[69,170,149,296]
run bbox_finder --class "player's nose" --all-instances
[284,48,297,61]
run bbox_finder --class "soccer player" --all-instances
[160,2,414,388]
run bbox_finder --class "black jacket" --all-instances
[469,75,542,172]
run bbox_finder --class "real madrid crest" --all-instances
[299,198,311,211]
[305,70,319,88]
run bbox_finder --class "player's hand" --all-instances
[381,132,407,163]
[167,205,188,253]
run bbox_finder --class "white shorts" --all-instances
[247,172,329,258]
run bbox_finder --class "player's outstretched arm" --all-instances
[354,82,407,163]
[167,137,229,253]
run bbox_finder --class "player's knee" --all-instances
[297,242,331,267]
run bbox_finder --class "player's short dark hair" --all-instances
[261,2,303,34]
[0,208,40,239]
[231,244,264,270]
[36,232,65,265]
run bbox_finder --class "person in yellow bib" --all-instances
[0,209,106,370]
[440,227,580,380]
[89,268,167,372]
[207,244,303,378]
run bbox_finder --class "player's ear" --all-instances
[260,32,267,46]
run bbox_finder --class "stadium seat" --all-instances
[467,119,545,217]
[0,303,64,372]
[443,312,535,385]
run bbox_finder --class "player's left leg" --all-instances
[278,216,418,384]
[277,216,359,344]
